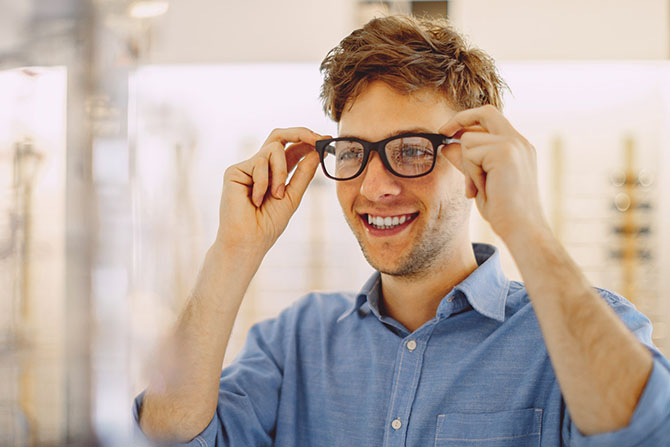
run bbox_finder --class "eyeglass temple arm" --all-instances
[442,137,461,145]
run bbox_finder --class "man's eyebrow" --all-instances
[338,127,434,140]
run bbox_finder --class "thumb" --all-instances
[441,143,478,199]
[441,143,465,175]
[284,151,320,208]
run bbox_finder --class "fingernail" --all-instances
[277,184,285,199]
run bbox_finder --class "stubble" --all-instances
[345,184,471,280]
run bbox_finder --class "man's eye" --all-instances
[338,149,362,161]
[400,145,432,158]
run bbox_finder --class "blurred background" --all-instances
[0,0,669,445]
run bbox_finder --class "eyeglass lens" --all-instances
[322,136,437,179]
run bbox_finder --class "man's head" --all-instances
[318,15,505,279]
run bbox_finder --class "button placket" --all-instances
[383,327,436,447]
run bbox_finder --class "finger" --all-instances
[463,124,487,133]
[263,127,323,148]
[441,144,482,200]
[439,141,484,200]
[444,129,503,179]
[460,131,505,148]
[450,125,487,140]
[251,156,269,207]
[262,128,327,199]
[284,151,320,208]
[465,177,477,198]
[440,142,464,175]
[224,159,254,187]
[285,142,318,174]
[267,142,288,199]
[272,141,324,199]
[439,105,512,138]
[461,142,508,201]
[461,156,487,202]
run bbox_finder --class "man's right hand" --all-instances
[140,127,327,442]
[215,127,326,260]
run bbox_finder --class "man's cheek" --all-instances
[335,183,355,211]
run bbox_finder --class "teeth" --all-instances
[366,214,414,230]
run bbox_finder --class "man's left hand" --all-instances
[439,105,550,242]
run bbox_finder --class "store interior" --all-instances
[1,0,669,445]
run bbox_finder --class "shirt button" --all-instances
[391,418,402,430]
[406,339,417,352]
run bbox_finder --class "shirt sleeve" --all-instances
[132,312,289,447]
[562,288,670,447]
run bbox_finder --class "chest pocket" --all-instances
[434,408,543,447]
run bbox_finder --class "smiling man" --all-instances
[135,15,670,446]
[330,82,479,333]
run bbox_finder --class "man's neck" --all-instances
[380,242,479,333]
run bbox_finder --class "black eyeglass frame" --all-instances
[314,132,461,181]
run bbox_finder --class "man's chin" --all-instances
[358,243,394,270]
[357,232,441,279]
[348,217,431,276]
[360,248,416,278]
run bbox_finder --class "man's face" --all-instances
[336,81,471,278]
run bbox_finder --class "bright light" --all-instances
[128,1,169,19]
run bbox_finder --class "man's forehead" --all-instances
[337,81,455,140]
[337,127,435,141]
[341,81,447,113]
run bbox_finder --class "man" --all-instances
[135,15,670,446]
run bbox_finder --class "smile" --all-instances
[361,212,419,230]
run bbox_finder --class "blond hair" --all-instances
[320,15,507,122]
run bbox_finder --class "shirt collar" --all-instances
[447,243,510,322]
[338,243,510,323]
[337,272,381,322]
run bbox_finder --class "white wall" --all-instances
[147,0,357,63]
[449,0,670,60]
[146,1,670,64]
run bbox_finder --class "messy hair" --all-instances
[320,15,507,122]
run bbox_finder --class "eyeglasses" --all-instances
[314,133,461,181]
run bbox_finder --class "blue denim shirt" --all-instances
[134,243,670,446]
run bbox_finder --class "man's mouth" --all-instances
[360,212,419,231]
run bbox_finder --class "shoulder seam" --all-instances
[592,286,626,305]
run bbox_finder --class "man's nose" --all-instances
[359,152,401,202]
